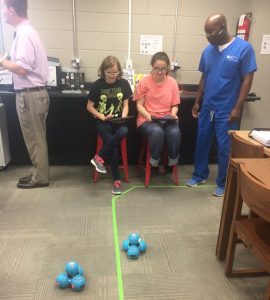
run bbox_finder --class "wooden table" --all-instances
[231,130,270,156]
[216,158,270,261]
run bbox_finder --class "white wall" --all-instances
[1,0,269,128]
[241,0,270,129]
[1,0,250,82]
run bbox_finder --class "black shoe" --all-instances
[18,174,32,184]
[151,166,159,176]
[165,165,173,174]
[17,181,49,189]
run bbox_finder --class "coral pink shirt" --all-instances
[133,74,180,127]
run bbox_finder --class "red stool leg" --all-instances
[93,135,103,183]
[121,137,129,182]
[145,141,151,188]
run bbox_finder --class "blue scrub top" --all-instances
[199,37,257,112]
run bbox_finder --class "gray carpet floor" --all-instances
[0,164,268,299]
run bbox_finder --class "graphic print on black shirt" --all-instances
[97,87,124,117]
[89,78,132,119]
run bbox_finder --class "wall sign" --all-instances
[140,35,163,55]
[260,34,270,54]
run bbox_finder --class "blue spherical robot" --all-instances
[55,272,71,289]
[71,274,86,291]
[78,265,84,276]
[138,240,147,253]
[65,261,80,277]
[122,239,130,252]
[127,245,140,259]
[128,233,140,246]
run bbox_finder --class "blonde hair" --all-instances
[98,56,123,78]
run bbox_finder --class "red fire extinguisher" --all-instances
[236,13,252,41]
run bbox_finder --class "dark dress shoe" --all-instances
[18,174,32,184]
[17,181,49,189]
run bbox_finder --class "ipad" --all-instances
[151,116,178,123]
[107,116,135,123]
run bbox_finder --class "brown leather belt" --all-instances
[15,86,46,93]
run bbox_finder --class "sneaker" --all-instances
[91,154,107,173]
[186,178,206,187]
[112,180,122,195]
[213,186,225,197]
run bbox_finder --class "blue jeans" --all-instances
[192,107,238,188]
[138,120,181,166]
[95,121,128,181]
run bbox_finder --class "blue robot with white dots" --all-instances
[122,233,147,259]
[55,261,86,292]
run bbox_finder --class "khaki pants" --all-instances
[16,89,50,183]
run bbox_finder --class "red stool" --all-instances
[137,136,179,187]
[93,135,129,183]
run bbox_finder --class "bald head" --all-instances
[204,13,231,45]
[205,14,227,32]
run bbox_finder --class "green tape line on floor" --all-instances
[111,184,216,300]
[112,196,124,300]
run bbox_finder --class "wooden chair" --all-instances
[230,132,265,221]
[216,132,265,261]
[225,163,270,299]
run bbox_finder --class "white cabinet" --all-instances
[0,102,11,168]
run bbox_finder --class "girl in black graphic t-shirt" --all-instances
[87,56,132,194]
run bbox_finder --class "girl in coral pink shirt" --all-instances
[134,52,181,170]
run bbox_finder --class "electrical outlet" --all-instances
[171,60,180,71]
[71,57,81,69]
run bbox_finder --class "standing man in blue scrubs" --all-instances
[186,13,257,197]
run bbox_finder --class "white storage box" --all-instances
[0,102,11,168]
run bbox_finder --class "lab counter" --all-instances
[0,90,260,166]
